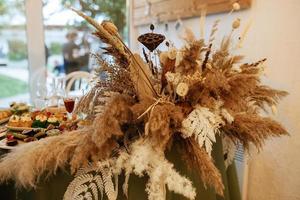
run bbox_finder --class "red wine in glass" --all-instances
[64,98,75,114]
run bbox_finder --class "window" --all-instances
[0,1,29,106]
[43,0,128,75]
[0,0,129,105]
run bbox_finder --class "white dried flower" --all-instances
[232,2,241,11]
[165,72,181,85]
[165,72,175,83]
[176,82,189,97]
[232,18,241,29]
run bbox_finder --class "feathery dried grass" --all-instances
[146,104,183,149]
[176,40,204,75]
[249,85,288,111]
[203,68,230,95]
[92,94,134,148]
[223,113,288,149]
[178,138,224,196]
[221,73,259,112]
[212,36,231,68]
[71,94,135,173]
[97,58,136,97]
[70,135,118,174]
[0,130,85,188]
[74,87,102,116]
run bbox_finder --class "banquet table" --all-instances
[0,135,241,200]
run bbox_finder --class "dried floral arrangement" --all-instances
[0,6,288,200]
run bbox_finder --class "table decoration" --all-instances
[0,6,288,200]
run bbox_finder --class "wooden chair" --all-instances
[65,71,91,96]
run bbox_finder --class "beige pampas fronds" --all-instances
[146,104,183,150]
[0,130,85,188]
[212,36,231,67]
[178,138,224,196]
[176,40,205,75]
[223,113,289,149]
[203,68,230,95]
[69,94,136,173]
[74,86,102,116]
[249,85,288,111]
[92,93,134,145]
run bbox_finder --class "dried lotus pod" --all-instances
[138,33,165,52]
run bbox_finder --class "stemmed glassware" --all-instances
[48,77,66,108]
[63,96,76,119]
[34,80,48,110]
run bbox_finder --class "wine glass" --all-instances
[63,96,76,120]
[49,77,66,108]
[35,81,48,110]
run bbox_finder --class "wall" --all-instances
[132,0,300,199]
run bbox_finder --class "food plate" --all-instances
[0,138,24,150]
[5,125,33,131]
[0,117,10,124]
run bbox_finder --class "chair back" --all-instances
[65,71,91,95]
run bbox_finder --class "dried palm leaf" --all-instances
[129,54,157,100]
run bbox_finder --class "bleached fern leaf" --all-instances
[75,163,99,176]
[74,194,84,200]
[89,182,98,200]
[64,163,119,200]
[64,173,93,200]
[181,106,224,156]
[94,175,104,200]
[100,167,117,200]
[73,184,89,197]
[83,191,92,199]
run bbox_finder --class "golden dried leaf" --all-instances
[129,54,156,100]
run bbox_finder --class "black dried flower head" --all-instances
[150,24,155,31]
[138,33,165,52]
[166,41,170,47]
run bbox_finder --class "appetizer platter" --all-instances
[0,109,12,124]
[0,102,85,149]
